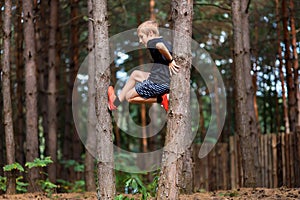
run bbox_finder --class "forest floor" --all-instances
[0,187,299,199]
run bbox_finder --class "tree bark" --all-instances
[63,1,75,180]
[275,0,289,133]
[71,0,83,182]
[289,0,300,187]
[241,0,261,186]
[3,0,16,194]
[15,0,26,167]
[231,0,259,187]
[47,0,58,183]
[63,0,82,182]
[157,0,193,199]
[85,0,96,191]
[282,0,296,133]
[0,2,3,177]
[92,0,116,198]
[289,0,300,129]
[22,0,40,192]
[35,0,49,162]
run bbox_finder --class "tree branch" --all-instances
[245,0,251,13]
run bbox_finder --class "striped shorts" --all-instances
[135,79,169,99]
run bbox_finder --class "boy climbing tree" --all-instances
[107,20,180,112]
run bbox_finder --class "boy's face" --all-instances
[138,32,153,47]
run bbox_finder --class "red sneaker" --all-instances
[107,86,117,110]
[161,93,169,112]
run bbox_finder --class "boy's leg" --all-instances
[118,70,150,102]
[108,70,150,110]
[125,87,157,103]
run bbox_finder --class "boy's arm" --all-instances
[156,42,173,62]
[156,42,180,75]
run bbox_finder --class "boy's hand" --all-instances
[169,60,180,75]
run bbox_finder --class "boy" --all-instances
[108,20,179,111]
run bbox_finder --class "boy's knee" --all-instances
[127,98,133,103]
[125,93,132,102]
[130,70,139,78]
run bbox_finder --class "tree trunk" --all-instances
[71,0,83,182]
[47,0,58,183]
[23,0,40,192]
[85,0,96,191]
[252,5,260,127]
[35,0,49,161]
[157,0,193,199]
[63,0,81,182]
[289,0,300,129]
[241,0,261,186]
[0,1,3,177]
[63,1,74,180]
[275,0,289,133]
[92,0,116,198]
[3,0,16,194]
[282,0,296,133]
[180,147,194,194]
[289,0,300,187]
[15,0,26,167]
[138,46,148,155]
[150,0,156,20]
[231,0,259,187]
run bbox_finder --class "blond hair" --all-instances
[137,20,159,36]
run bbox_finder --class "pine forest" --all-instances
[0,0,299,199]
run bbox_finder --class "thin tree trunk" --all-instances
[253,4,259,125]
[92,0,116,198]
[231,0,258,187]
[0,1,2,175]
[241,0,261,186]
[63,1,74,181]
[157,0,193,199]
[47,0,58,183]
[23,0,40,192]
[138,46,148,155]
[70,0,82,182]
[35,0,48,159]
[274,69,281,133]
[289,0,300,187]
[282,0,296,133]
[150,0,156,20]
[85,0,96,191]
[15,0,26,167]
[275,0,289,133]
[289,0,300,129]
[3,0,16,194]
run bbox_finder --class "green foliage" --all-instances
[124,175,151,200]
[146,174,159,196]
[3,162,24,172]
[0,176,29,193]
[61,160,84,172]
[114,194,134,200]
[71,180,85,192]
[0,157,56,194]
[56,179,85,193]
[38,178,58,194]
[56,179,71,192]
[115,153,141,172]
[116,170,160,199]
[25,156,53,169]
[0,176,6,192]
[16,176,29,193]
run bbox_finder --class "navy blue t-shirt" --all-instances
[147,37,172,84]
